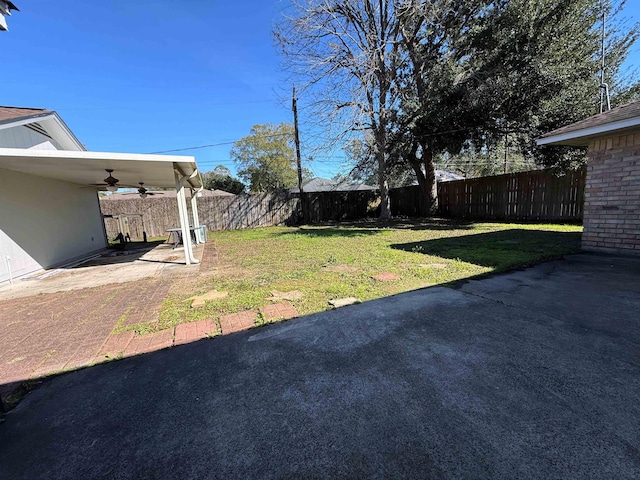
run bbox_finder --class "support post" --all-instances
[190,188,202,243]
[175,171,193,265]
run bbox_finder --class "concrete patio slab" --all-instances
[0,253,639,479]
[0,243,204,301]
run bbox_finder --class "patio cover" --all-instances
[0,147,204,265]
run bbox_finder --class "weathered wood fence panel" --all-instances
[100,193,300,239]
[303,191,379,223]
[197,193,300,231]
[100,190,382,239]
[435,169,585,221]
[100,198,181,240]
[100,169,584,237]
[389,186,424,217]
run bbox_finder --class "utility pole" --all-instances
[503,132,508,174]
[600,5,611,113]
[292,85,305,222]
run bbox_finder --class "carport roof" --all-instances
[537,101,640,146]
[0,148,202,190]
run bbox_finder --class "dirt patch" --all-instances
[189,290,229,308]
[372,272,401,281]
[322,264,359,274]
[419,263,448,269]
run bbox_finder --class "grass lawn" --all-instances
[142,219,581,333]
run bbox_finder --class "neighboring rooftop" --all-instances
[537,101,640,147]
[0,106,52,125]
[436,170,464,182]
[290,177,377,193]
[103,189,228,200]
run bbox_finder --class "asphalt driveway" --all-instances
[0,253,639,479]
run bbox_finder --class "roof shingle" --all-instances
[0,106,51,123]
[539,101,640,140]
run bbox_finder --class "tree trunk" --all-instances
[378,177,391,220]
[409,145,438,216]
[375,108,392,221]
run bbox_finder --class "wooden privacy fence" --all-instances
[100,169,584,237]
[436,169,586,221]
[101,197,180,240]
[100,193,300,240]
[198,193,300,230]
[99,190,379,239]
[303,190,379,223]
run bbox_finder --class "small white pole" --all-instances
[5,255,13,284]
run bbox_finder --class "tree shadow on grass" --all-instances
[281,227,381,238]
[281,218,475,238]
[390,229,582,269]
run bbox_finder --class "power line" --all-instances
[148,133,293,154]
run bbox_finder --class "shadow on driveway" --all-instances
[0,253,639,479]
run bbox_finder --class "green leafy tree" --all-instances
[202,165,246,194]
[388,0,639,214]
[279,0,638,217]
[231,123,311,192]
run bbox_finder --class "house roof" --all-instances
[537,101,640,147]
[0,105,203,191]
[210,189,236,196]
[0,106,85,151]
[0,106,52,125]
[435,170,464,182]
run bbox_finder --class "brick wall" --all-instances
[583,133,640,255]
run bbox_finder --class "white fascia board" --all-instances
[0,113,53,131]
[49,113,86,151]
[0,147,195,163]
[536,116,640,146]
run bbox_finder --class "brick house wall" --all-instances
[583,133,640,254]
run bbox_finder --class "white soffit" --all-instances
[0,148,202,189]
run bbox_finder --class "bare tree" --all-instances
[276,0,404,220]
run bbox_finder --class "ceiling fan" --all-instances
[90,169,121,191]
[118,182,158,198]
[136,182,157,198]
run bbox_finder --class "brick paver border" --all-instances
[259,302,299,322]
[219,311,257,335]
[3,302,301,402]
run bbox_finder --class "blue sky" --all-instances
[3,0,640,181]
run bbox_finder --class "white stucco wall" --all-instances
[0,168,107,283]
[0,125,64,150]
